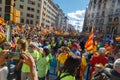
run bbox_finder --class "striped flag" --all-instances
[85,26,96,53]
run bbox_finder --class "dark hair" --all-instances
[43,47,50,56]
[62,56,81,75]
[1,42,11,49]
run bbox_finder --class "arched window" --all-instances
[100,19,104,24]
[114,17,119,22]
[99,0,102,3]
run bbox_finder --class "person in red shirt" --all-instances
[90,47,108,73]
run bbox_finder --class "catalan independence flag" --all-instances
[85,26,96,53]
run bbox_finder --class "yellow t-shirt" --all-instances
[57,52,73,64]
[0,48,2,52]
[21,50,39,72]
[60,72,75,80]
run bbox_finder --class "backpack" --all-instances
[55,73,72,80]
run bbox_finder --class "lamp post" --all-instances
[64,16,68,31]
[112,18,119,39]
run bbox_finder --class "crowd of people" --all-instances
[0,24,120,80]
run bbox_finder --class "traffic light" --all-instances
[13,8,20,23]
[4,0,14,21]
[5,6,13,13]
[4,14,13,21]
[5,0,14,6]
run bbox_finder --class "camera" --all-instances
[9,52,21,57]
[5,52,21,59]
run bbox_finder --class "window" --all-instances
[21,12,23,15]
[27,7,30,10]
[37,10,40,13]
[28,0,31,4]
[96,12,99,17]
[114,17,119,22]
[98,4,101,10]
[0,0,2,4]
[38,3,40,7]
[108,18,112,22]
[104,0,107,3]
[93,5,96,10]
[94,0,96,4]
[27,14,30,17]
[111,0,115,7]
[112,0,115,3]
[106,26,110,34]
[32,2,35,5]
[100,19,104,24]
[115,8,120,15]
[26,19,29,24]
[0,7,2,11]
[37,16,39,19]
[92,13,94,18]
[102,11,105,17]
[116,8,120,12]
[44,1,46,5]
[21,19,24,23]
[36,21,38,24]
[95,19,99,24]
[103,3,106,9]
[31,14,34,18]
[99,0,102,3]
[31,8,34,12]
[20,0,24,2]
[118,0,120,7]
[30,20,33,24]
[20,5,24,9]
[109,10,113,15]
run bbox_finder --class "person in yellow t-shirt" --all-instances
[21,43,39,80]
[56,56,81,80]
[57,47,74,72]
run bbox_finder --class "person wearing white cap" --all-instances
[90,47,109,73]
[92,59,120,80]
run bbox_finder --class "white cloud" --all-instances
[67,10,85,32]
[68,20,83,32]
[67,10,85,20]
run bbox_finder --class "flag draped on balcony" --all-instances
[85,26,96,53]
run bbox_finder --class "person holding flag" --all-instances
[85,26,98,80]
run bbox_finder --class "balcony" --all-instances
[114,12,120,15]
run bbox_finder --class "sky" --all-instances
[53,0,89,32]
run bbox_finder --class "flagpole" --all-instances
[85,25,95,80]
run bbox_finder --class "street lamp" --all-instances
[64,16,68,31]
[112,17,119,38]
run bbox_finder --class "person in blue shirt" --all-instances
[71,42,82,57]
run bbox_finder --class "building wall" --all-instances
[83,0,120,37]
[40,0,58,28]
[0,0,5,18]
[0,0,66,29]
[14,0,42,25]
[56,8,65,30]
